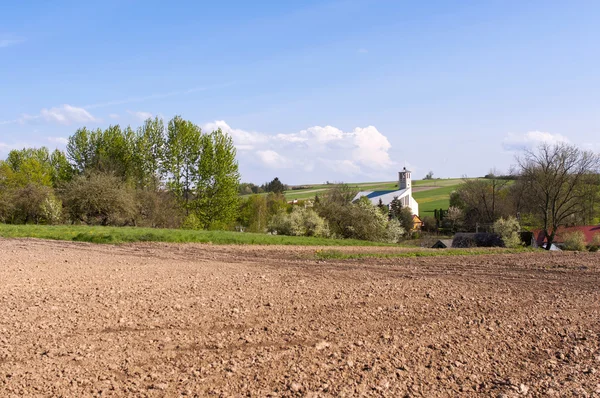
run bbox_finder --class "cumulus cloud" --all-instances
[206,121,396,177]
[503,131,570,151]
[127,110,153,121]
[48,137,69,145]
[256,150,289,168]
[40,104,97,125]
[204,120,268,151]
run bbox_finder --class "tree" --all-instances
[134,117,165,191]
[194,128,240,229]
[265,177,285,194]
[424,171,434,180]
[445,206,464,232]
[164,116,201,213]
[517,143,600,250]
[389,196,413,233]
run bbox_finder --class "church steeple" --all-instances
[399,167,411,190]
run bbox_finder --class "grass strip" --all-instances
[0,224,394,247]
[314,248,537,260]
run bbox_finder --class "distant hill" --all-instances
[278,178,467,217]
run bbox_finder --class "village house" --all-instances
[353,168,420,218]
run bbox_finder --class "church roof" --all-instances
[353,188,410,205]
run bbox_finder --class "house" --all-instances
[533,225,600,248]
[352,168,419,216]
[431,239,453,249]
[412,214,424,230]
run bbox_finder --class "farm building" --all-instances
[533,225,600,248]
[431,239,453,249]
[353,168,419,216]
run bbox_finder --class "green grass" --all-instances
[314,247,536,260]
[413,184,462,216]
[0,224,394,246]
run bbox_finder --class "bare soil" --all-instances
[1,238,599,397]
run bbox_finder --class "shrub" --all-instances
[62,172,137,226]
[452,233,504,248]
[421,215,438,233]
[10,184,62,224]
[135,190,183,229]
[452,234,476,248]
[562,231,587,251]
[493,216,522,248]
[182,213,202,230]
[268,207,329,237]
[385,218,405,243]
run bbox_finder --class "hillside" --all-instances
[281,179,466,217]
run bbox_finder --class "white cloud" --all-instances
[503,131,570,151]
[127,110,153,121]
[109,113,120,119]
[206,121,396,178]
[40,104,97,125]
[256,150,289,168]
[204,120,268,151]
[351,126,393,168]
[48,137,69,145]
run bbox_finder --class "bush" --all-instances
[385,218,405,243]
[268,207,329,237]
[452,234,477,248]
[135,190,183,229]
[8,184,62,224]
[493,216,522,248]
[62,172,137,226]
[452,233,504,248]
[562,231,587,251]
[421,216,438,233]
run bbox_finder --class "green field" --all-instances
[0,224,393,246]
[281,178,466,216]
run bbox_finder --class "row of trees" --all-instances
[446,143,600,249]
[0,116,240,229]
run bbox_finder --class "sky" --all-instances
[1,0,599,184]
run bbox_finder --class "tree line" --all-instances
[0,116,240,229]
[438,143,600,249]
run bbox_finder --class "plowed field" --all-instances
[1,239,599,397]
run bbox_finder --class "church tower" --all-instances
[399,167,411,190]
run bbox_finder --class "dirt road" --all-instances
[1,239,599,397]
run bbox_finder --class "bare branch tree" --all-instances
[517,143,600,250]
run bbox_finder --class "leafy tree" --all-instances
[238,195,268,232]
[389,196,413,234]
[164,116,201,213]
[50,149,74,186]
[134,117,165,190]
[194,128,240,229]
[517,143,600,250]
[424,170,434,180]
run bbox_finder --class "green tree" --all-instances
[134,117,165,190]
[164,116,201,213]
[194,128,240,229]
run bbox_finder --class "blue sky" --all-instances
[1,0,599,184]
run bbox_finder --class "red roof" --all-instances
[534,225,600,245]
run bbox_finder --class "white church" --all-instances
[352,168,419,216]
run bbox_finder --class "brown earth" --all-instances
[0,238,599,397]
